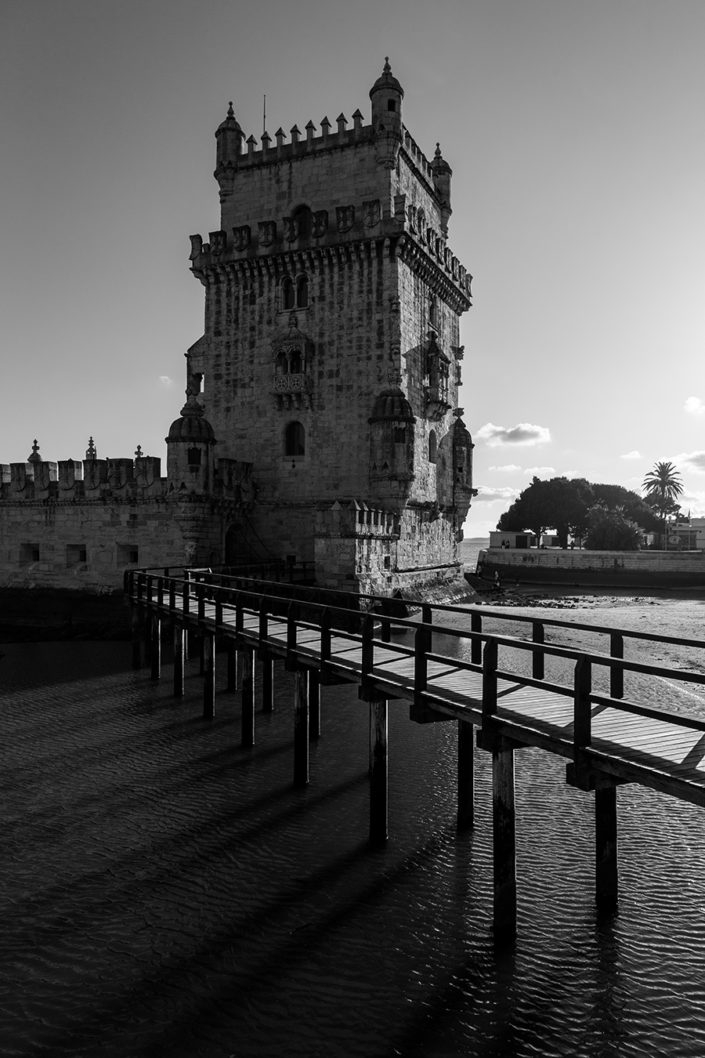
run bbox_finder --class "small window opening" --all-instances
[429,430,438,464]
[284,421,306,457]
[393,426,406,444]
[20,543,40,565]
[118,544,139,566]
[387,99,396,112]
[187,447,202,467]
[66,544,87,566]
[383,555,391,570]
[296,274,308,308]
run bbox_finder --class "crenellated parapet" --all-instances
[189,190,471,311]
[0,441,252,506]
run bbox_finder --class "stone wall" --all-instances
[479,547,705,587]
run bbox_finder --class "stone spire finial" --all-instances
[135,444,143,459]
[227,100,234,119]
[28,439,41,463]
[384,56,391,73]
[86,436,97,460]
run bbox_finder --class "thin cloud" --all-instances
[476,422,551,447]
[474,485,520,502]
[620,450,642,460]
[158,375,174,387]
[524,466,555,477]
[684,397,705,416]
[488,464,521,473]
[673,451,705,473]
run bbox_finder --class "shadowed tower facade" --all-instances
[188,60,475,595]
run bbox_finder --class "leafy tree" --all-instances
[591,483,661,533]
[584,505,642,550]
[496,476,663,548]
[497,476,593,548]
[642,461,684,544]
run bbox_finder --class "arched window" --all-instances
[275,351,288,376]
[187,447,202,467]
[428,295,437,328]
[296,274,308,308]
[393,426,406,445]
[281,276,294,310]
[284,421,305,457]
[428,430,437,464]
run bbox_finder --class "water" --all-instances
[2,600,705,1057]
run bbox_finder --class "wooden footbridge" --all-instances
[126,568,705,940]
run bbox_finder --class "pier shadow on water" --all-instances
[2,639,705,1056]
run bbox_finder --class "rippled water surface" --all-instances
[3,597,705,1057]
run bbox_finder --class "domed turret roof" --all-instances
[369,57,404,99]
[216,100,243,135]
[369,387,415,423]
[166,394,216,444]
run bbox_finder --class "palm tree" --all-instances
[642,461,683,548]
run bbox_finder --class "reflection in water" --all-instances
[2,626,705,1057]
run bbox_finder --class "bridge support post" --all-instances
[369,698,388,846]
[595,784,618,912]
[492,739,517,942]
[150,617,161,681]
[309,669,321,739]
[241,647,255,747]
[131,608,143,669]
[203,633,216,719]
[173,625,185,697]
[457,719,475,830]
[293,668,309,787]
[227,642,238,691]
[261,654,274,713]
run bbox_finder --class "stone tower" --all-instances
[188,60,475,597]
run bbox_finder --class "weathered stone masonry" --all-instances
[0,61,476,597]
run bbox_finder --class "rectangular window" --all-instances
[117,544,139,566]
[20,543,40,565]
[66,544,87,566]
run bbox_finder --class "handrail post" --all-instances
[320,607,331,674]
[574,656,592,766]
[286,600,298,668]
[414,623,430,709]
[482,638,498,722]
[471,611,482,665]
[361,613,374,678]
[610,632,624,700]
[532,621,545,680]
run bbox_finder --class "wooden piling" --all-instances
[595,784,618,912]
[293,668,309,787]
[227,641,238,691]
[150,617,161,681]
[131,608,142,669]
[173,624,185,697]
[457,719,475,830]
[203,633,215,719]
[369,699,388,846]
[241,647,255,747]
[261,653,274,713]
[309,668,321,739]
[492,740,517,941]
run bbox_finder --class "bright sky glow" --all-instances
[2,0,704,537]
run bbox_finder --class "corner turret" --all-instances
[214,101,245,202]
[431,143,452,236]
[166,388,216,493]
[369,58,403,169]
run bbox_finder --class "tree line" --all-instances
[497,463,684,550]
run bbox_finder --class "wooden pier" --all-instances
[126,568,705,941]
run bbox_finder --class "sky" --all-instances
[2,0,705,538]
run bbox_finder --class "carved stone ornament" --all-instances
[312,210,328,238]
[363,200,380,228]
[283,216,297,242]
[232,225,251,251]
[336,205,355,233]
[258,220,276,246]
